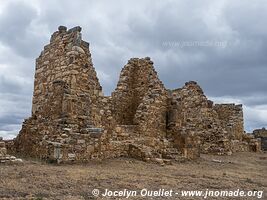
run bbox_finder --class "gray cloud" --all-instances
[0,1,42,58]
[0,0,266,138]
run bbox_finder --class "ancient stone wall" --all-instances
[166,81,231,154]
[10,26,260,163]
[111,57,173,160]
[253,128,267,151]
[214,104,244,140]
[253,128,267,137]
[0,137,22,163]
[166,81,260,155]
[112,57,166,129]
[14,26,106,162]
[32,26,102,126]
[0,137,6,159]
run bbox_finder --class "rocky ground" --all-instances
[0,152,266,200]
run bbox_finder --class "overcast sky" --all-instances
[0,0,266,139]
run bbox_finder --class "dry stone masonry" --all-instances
[8,26,261,163]
[253,128,267,151]
[0,137,22,163]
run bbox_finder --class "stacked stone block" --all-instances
[111,57,170,159]
[0,137,22,163]
[214,104,244,140]
[166,81,260,155]
[14,26,105,162]
[253,128,267,151]
[10,26,260,163]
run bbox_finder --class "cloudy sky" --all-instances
[0,0,266,139]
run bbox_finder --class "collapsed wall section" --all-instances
[167,81,260,155]
[167,81,230,154]
[112,57,168,138]
[253,128,267,151]
[214,104,244,140]
[111,58,173,160]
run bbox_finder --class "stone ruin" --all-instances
[253,128,267,151]
[5,26,261,163]
[0,137,22,163]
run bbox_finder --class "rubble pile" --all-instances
[0,137,22,164]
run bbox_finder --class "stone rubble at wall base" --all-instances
[4,26,262,164]
[0,137,23,164]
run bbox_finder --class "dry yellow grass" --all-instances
[0,152,266,200]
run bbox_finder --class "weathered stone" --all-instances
[67,26,82,33]
[77,139,85,144]
[68,153,76,160]
[58,26,67,32]
[252,128,267,151]
[72,46,85,54]
[7,26,258,164]
[0,140,23,164]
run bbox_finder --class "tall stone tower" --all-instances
[14,26,104,160]
[32,26,102,126]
